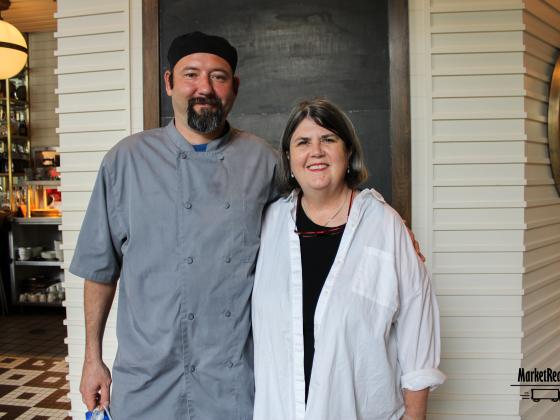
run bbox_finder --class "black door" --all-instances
[157,0,403,206]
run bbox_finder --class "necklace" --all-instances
[303,188,350,227]
[294,190,354,237]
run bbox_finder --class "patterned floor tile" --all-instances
[34,389,70,411]
[14,406,69,419]
[0,385,17,399]
[22,373,66,391]
[0,358,26,370]
[15,361,57,374]
[0,370,43,387]
[45,363,66,375]
[0,314,69,419]
[0,403,28,418]
[0,386,56,408]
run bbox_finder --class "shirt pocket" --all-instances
[351,246,399,311]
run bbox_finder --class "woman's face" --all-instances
[289,117,349,195]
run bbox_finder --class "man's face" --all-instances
[164,53,238,134]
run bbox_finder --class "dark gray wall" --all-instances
[159,0,392,202]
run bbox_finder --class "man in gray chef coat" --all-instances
[70,32,278,420]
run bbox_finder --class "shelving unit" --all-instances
[8,217,64,307]
[1,65,30,212]
[15,260,62,267]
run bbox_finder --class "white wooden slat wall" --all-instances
[412,0,526,419]
[520,1,560,419]
[431,0,528,416]
[55,0,143,418]
[411,0,560,419]
[29,32,58,148]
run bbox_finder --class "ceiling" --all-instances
[1,0,57,33]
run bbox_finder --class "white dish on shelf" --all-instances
[17,247,32,260]
[40,250,58,260]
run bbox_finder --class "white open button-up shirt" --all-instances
[252,189,445,420]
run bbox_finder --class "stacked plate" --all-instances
[17,247,32,261]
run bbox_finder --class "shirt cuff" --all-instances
[401,368,446,391]
[69,262,119,284]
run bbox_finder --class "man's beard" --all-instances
[187,96,225,133]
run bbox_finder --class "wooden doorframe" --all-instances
[141,0,411,223]
[387,0,411,224]
[142,0,160,131]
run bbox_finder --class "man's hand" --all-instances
[80,358,112,411]
[404,223,426,262]
[82,279,117,411]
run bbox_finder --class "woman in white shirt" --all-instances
[252,99,445,420]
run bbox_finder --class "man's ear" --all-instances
[164,70,173,96]
[233,76,240,95]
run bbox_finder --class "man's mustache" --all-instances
[188,96,221,107]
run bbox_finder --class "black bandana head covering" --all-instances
[167,31,238,73]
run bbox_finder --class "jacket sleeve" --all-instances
[69,159,127,283]
[394,221,446,391]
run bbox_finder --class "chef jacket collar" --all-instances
[165,119,233,153]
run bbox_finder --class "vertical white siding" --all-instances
[411,0,560,418]
[520,2,560,419]
[430,0,527,414]
[56,0,141,417]
[29,32,58,148]
[411,0,527,418]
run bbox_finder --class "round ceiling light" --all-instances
[0,19,28,80]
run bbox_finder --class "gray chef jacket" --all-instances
[69,120,278,420]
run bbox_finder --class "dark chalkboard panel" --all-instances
[158,0,397,205]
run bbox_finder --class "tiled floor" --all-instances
[0,312,70,419]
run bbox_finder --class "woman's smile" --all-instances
[289,118,349,194]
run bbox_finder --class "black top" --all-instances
[296,196,345,402]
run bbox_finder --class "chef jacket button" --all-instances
[225,257,231,263]
[184,202,192,209]
[227,361,234,369]
[186,257,193,264]
[218,155,225,161]
[180,152,187,159]
[224,202,230,209]
[225,310,231,318]
[190,365,196,373]
[187,313,195,320]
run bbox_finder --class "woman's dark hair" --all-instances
[278,98,368,194]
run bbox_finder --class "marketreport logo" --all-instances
[511,368,560,403]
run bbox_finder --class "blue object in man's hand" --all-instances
[85,407,112,420]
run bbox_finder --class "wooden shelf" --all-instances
[24,180,61,187]
[15,260,62,267]
[0,97,28,107]
[0,172,25,177]
[16,301,63,307]
[0,135,29,142]
[12,217,62,225]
